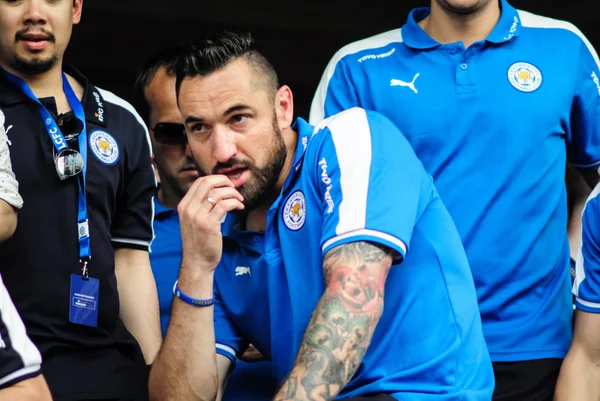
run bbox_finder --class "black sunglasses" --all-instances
[152,122,186,145]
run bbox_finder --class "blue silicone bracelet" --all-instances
[172,280,214,307]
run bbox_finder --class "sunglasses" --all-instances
[53,114,85,180]
[152,122,186,145]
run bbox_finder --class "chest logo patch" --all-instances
[283,190,306,231]
[90,130,119,165]
[508,62,542,93]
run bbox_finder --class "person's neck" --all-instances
[245,128,298,233]
[1,62,84,113]
[157,186,182,211]
[419,1,501,48]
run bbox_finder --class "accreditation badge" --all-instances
[69,274,100,327]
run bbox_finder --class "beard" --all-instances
[11,53,58,75]
[11,28,58,75]
[198,113,287,211]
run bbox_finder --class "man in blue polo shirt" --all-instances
[556,183,600,399]
[310,1,600,399]
[134,47,275,400]
[149,31,493,401]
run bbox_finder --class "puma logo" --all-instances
[235,266,251,276]
[390,73,420,94]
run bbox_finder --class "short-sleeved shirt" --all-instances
[213,109,494,399]
[149,197,276,400]
[0,274,42,390]
[0,109,22,209]
[574,185,600,311]
[309,0,600,362]
[0,66,155,400]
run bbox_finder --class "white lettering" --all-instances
[503,16,519,41]
[358,48,396,63]
[591,71,600,96]
[318,158,335,213]
[51,131,67,150]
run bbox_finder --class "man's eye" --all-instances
[190,123,206,133]
[231,115,248,124]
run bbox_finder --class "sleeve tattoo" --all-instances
[275,241,393,401]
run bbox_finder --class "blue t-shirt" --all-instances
[573,185,600,312]
[214,109,493,400]
[310,0,600,361]
[149,198,275,400]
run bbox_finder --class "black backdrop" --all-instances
[65,0,598,119]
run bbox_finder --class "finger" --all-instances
[206,186,244,204]
[179,175,234,215]
[207,198,244,223]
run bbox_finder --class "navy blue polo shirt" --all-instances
[0,66,155,400]
[213,109,493,399]
[310,0,600,362]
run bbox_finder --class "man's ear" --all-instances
[275,85,294,131]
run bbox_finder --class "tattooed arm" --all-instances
[274,241,394,401]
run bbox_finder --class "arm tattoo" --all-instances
[275,241,393,401]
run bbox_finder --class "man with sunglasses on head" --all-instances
[134,46,276,401]
[0,1,162,400]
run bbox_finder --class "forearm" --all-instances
[555,345,600,400]
[275,293,383,401]
[0,375,52,401]
[275,242,391,401]
[115,250,162,364]
[0,200,16,242]
[149,265,220,401]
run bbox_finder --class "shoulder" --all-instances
[324,28,403,71]
[518,9,592,48]
[313,107,401,139]
[308,107,415,163]
[95,87,147,131]
[91,87,152,154]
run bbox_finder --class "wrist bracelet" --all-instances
[172,280,214,307]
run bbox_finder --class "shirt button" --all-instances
[460,63,468,70]
[253,236,261,243]
[449,47,458,54]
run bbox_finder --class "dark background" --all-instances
[66,0,598,119]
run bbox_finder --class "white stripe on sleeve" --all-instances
[0,275,42,387]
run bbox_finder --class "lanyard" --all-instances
[3,70,91,277]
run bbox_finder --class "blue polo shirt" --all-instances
[149,197,275,400]
[573,185,600,312]
[213,109,493,400]
[310,0,600,362]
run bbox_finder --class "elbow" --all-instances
[148,366,219,401]
[0,206,17,241]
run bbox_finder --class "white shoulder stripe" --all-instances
[0,276,42,386]
[96,87,156,247]
[324,108,372,236]
[309,29,402,124]
[96,88,153,158]
[518,10,600,70]
[573,182,600,297]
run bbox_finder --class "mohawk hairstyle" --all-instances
[175,31,279,102]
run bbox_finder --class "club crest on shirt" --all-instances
[507,62,542,92]
[283,190,306,231]
[90,130,119,165]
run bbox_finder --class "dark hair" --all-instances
[175,31,279,102]
[133,46,182,124]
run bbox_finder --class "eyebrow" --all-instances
[184,104,252,125]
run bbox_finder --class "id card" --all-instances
[69,274,99,327]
